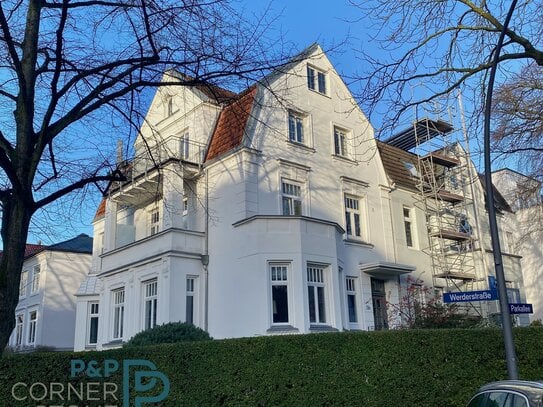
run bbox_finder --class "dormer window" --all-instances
[307,65,327,95]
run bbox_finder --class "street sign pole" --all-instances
[483,0,519,380]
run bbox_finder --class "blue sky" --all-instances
[21,0,510,245]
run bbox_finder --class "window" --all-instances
[87,303,99,345]
[333,126,350,157]
[112,289,125,340]
[186,277,195,324]
[345,195,362,239]
[282,180,302,216]
[15,314,23,346]
[307,264,326,324]
[270,264,289,324]
[307,65,327,94]
[31,264,41,294]
[403,207,414,248]
[505,231,514,253]
[288,111,304,144]
[27,310,37,345]
[19,271,28,297]
[166,96,174,116]
[183,197,189,216]
[403,161,418,177]
[149,208,160,235]
[180,134,190,160]
[346,277,358,323]
[144,280,158,330]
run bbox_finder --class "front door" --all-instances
[371,278,389,330]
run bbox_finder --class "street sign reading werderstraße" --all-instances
[443,289,498,303]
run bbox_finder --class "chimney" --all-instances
[116,139,123,165]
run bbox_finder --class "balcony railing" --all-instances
[125,136,206,180]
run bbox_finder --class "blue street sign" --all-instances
[443,289,499,303]
[488,275,497,290]
[509,303,533,314]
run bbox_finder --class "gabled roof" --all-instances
[376,141,419,191]
[165,70,237,104]
[478,174,513,213]
[48,234,93,254]
[204,86,257,162]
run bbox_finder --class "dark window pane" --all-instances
[293,199,302,216]
[317,286,326,323]
[89,317,98,344]
[345,212,352,235]
[347,294,357,323]
[308,286,316,323]
[318,72,326,93]
[466,394,488,407]
[282,197,291,215]
[354,213,361,237]
[307,67,315,90]
[405,221,413,247]
[186,296,194,324]
[272,285,289,323]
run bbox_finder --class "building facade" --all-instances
[74,44,531,350]
[7,235,92,351]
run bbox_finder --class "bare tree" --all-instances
[492,63,543,181]
[0,0,290,351]
[349,0,543,134]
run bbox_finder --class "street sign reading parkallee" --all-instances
[509,303,533,314]
[443,289,498,303]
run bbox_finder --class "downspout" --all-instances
[203,166,210,332]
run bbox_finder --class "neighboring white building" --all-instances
[377,139,529,326]
[6,234,92,351]
[493,168,543,323]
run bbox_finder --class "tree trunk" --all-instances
[0,197,33,352]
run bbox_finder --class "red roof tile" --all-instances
[93,199,106,222]
[0,244,46,261]
[205,86,257,162]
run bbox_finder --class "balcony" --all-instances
[111,136,206,205]
[100,228,205,273]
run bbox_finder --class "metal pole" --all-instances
[483,0,519,380]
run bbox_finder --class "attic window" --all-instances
[403,161,418,177]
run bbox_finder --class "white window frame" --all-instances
[186,276,197,325]
[143,279,158,331]
[149,207,160,236]
[307,65,327,95]
[307,264,327,325]
[87,302,99,346]
[281,179,303,216]
[270,263,290,325]
[288,111,305,144]
[27,310,38,345]
[112,288,125,340]
[31,264,41,294]
[180,132,190,160]
[344,194,363,240]
[403,206,415,248]
[333,126,351,158]
[183,197,189,216]
[345,277,358,324]
[19,271,28,298]
[15,313,24,347]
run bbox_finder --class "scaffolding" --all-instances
[385,110,486,316]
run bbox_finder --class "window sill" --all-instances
[267,325,299,334]
[308,88,331,99]
[286,140,316,153]
[309,325,338,332]
[332,154,358,165]
[343,238,374,249]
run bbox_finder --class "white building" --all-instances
[7,234,92,351]
[74,44,531,350]
[493,168,543,322]
[377,139,529,326]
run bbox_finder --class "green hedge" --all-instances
[1,328,542,406]
[125,322,212,346]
